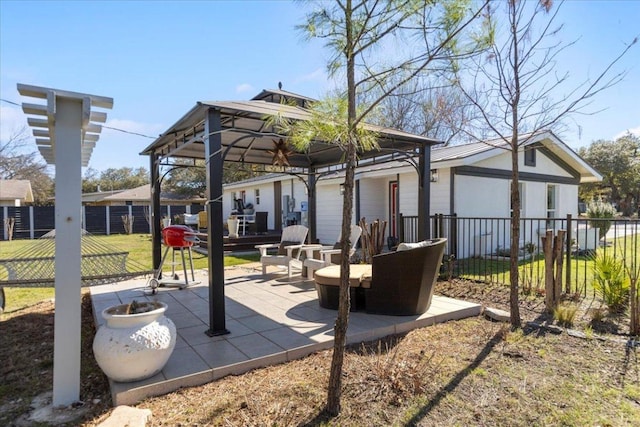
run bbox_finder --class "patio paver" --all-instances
[89,263,481,406]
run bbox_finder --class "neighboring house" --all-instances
[0,179,34,207]
[82,184,205,206]
[223,130,602,253]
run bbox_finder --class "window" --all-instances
[547,185,557,219]
[255,189,260,205]
[524,146,536,166]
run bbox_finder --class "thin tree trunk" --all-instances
[554,230,565,303]
[628,265,639,336]
[326,0,354,416]
[509,148,522,327]
[508,0,521,328]
[542,231,554,311]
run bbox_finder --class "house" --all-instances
[0,179,34,207]
[224,130,602,254]
[82,184,205,207]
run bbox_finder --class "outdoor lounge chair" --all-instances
[313,238,447,315]
[365,238,447,315]
[302,224,362,278]
[256,225,308,278]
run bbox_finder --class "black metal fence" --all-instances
[400,213,640,296]
[0,204,205,240]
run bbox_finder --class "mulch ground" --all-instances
[1,280,637,426]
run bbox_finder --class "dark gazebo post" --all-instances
[307,168,317,243]
[150,153,162,270]
[204,107,229,336]
[418,142,432,240]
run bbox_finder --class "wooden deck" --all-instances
[197,231,282,253]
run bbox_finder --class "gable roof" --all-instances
[431,130,602,183]
[82,184,205,203]
[102,184,152,202]
[0,180,34,202]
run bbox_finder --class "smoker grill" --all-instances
[147,225,200,293]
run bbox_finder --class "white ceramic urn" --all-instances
[93,301,176,382]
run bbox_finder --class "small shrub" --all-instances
[588,306,607,323]
[523,241,536,255]
[554,302,578,327]
[584,325,594,339]
[586,199,616,239]
[591,251,630,313]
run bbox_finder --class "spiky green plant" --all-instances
[591,250,630,313]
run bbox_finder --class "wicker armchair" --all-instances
[364,238,447,315]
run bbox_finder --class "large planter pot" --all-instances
[227,218,239,238]
[93,301,176,382]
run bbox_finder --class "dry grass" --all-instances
[1,280,639,426]
[0,293,111,426]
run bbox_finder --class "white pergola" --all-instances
[18,83,113,407]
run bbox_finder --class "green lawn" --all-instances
[0,233,259,313]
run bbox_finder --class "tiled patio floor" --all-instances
[90,263,482,406]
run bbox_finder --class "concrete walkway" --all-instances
[90,263,481,406]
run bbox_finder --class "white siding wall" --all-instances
[454,175,510,218]
[559,185,578,216]
[522,181,578,219]
[475,148,574,178]
[253,183,276,230]
[398,173,417,216]
[523,181,547,218]
[430,168,451,215]
[316,182,347,244]
[359,178,387,223]
[451,176,579,258]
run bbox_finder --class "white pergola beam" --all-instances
[90,111,107,123]
[18,83,114,109]
[84,133,99,142]
[21,102,47,116]
[27,117,49,128]
[18,83,113,407]
[85,122,102,133]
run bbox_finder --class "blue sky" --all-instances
[1,0,638,173]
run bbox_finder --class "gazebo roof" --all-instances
[140,89,441,169]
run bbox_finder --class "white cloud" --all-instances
[294,68,325,84]
[236,83,254,93]
[613,126,640,139]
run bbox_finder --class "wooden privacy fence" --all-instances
[400,213,640,296]
[0,204,205,240]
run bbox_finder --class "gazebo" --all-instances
[141,89,440,337]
